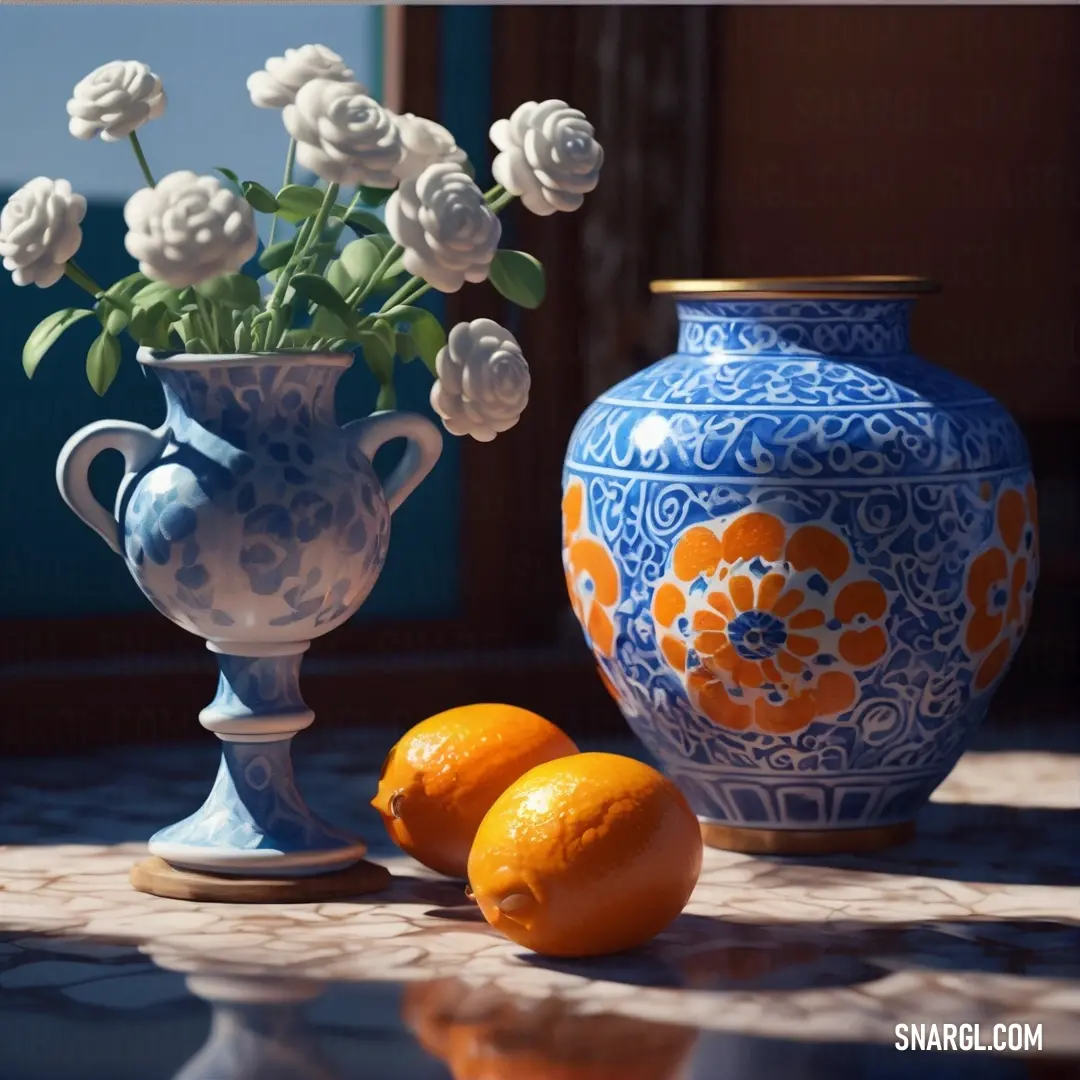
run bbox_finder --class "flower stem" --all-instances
[347,243,403,309]
[377,276,430,314]
[193,294,219,352]
[483,183,505,204]
[63,260,105,297]
[489,191,516,214]
[128,132,156,188]
[324,189,362,252]
[262,182,337,350]
[301,182,340,261]
[261,218,314,341]
[267,137,297,251]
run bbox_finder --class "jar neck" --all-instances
[675,298,913,360]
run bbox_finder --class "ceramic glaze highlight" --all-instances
[563,291,1038,836]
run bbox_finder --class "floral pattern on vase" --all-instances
[562,476,621,658]
[961,482,1038,692]
[562,286,1038,840]
[650,511,894,737]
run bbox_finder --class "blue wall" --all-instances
[0,5,492,622]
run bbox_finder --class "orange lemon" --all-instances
[372,704,579,878]
[467,752,703,957]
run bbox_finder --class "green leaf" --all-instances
[325,259,353,299]
[279,329,324,349]
[395,332,418,363]
[129,301,173,350]
[22,308,96,378]
[275,183,325,223]
[358,186,393,207]
[376,383,397,411]
[371,318,396,357]
[234,317,252,352]
[384,305,446,374]
[234,319,253,352]
[103,272,150,310]
[357,329,394,379]
[489,249,546,309]
[195,274,261,311]
[365,233,395,257]
[95,296,129,336]
[215,166,241,191]
[338,237,384,291]
[381,251,406,280]
[288,274,357,329]
[258,237,298,272]
[341,207,388,235]
[175,311,201,348]
[242,180,279,213]
[132,280,185,315]
[86,330,122,396]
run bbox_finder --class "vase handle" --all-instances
[56,420,167,554]
[344,411,443,515]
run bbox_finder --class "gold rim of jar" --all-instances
[648,276,939,300]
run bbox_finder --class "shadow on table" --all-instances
[518,913,1080,991]
[754,802,1080,888]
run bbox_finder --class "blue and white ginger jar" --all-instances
[562,278,1038,852]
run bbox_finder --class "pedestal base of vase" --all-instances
[144,647,370,894]
[699,818,916,855]
[130,856,391,903]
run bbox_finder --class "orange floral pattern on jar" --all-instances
[562,477,620,658]
[963,482,1038,692]
[651,511,892,735]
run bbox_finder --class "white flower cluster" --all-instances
[430,320,531,442]
[0,178,86,288]
[490,100,603,216]
[246,44,355,109]
[66,60,166,142]
[2,46,604,444]
[123,172,259,288]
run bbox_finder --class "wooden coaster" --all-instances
[700,819,916,856]
[130,856,392,903]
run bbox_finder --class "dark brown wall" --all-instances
[714,6,1079,421]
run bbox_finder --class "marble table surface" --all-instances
[0,726,1077,1080]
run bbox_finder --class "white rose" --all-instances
[123,171,258,287]
[0,178,87,288]
[430,319,530,442]
[67,60,166,142]
[247,44,356,110]
[283,79,402,188]
[385,163,501,294]
[391,113,467,182]
[490,99,603,216]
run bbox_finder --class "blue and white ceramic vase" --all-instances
[563,278,1038,853]
[56,348,442,876]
